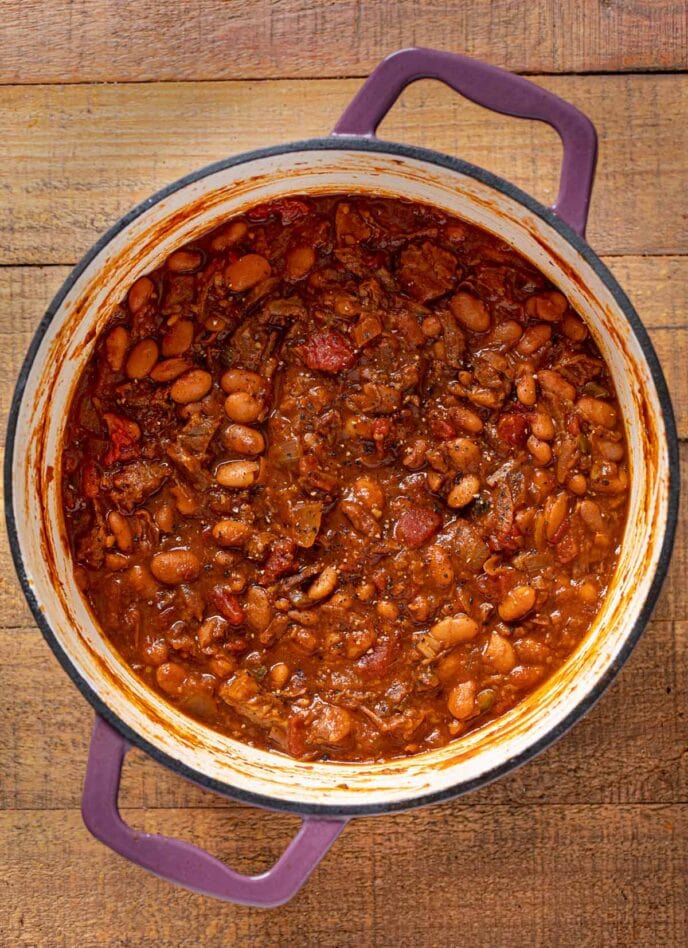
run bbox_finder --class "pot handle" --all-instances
[332,47,597,237]
[82,716,347,907]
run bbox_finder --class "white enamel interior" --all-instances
[11,146,672,811]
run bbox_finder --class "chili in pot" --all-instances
[61,194,628,763]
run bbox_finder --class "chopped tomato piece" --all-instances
[287,714,308,757]
[102,412,141,466]
[301,329,355,374]
[565,411,582,436]
[246,198,312,224]
[497,413,529,448]
[555,533,578,564]
[81,460,101,498]
[209,586,245,626]
[430,417,456,440]
[263,538,297,584]
[357,635,399,680]
[395,507,442,548]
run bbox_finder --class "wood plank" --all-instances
[2,1,686,84]
[2,804,685,945]
[0,75,686,264]
[0,264,686,629]
[1,618,686,813]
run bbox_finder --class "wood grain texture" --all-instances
[1,16,687,940]
[2,804,685,946]
[1,618,685,812]
[2,0,686,83]
[1,75,686,265]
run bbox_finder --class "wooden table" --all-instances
[1,3,686,944]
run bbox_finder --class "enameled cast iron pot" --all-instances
[6,48,679,907]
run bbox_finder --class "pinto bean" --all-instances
[246,585,273,631]
[431,614,479,645]
[449,292,491,332]
[447,680,477,720]
[142,637,169,666]
[526,290,567,321]
[156,661,187,695]
[334,295,360,317]
[427,545,455,589]
[216,459,260,489]
[125,339,158,379]
[577,579,599,605]
[446,438,481,471]
[561,312,588,341]
[545,492,569,541]
[210,220,248,252]
[490,319,523,347]
[517,323,551,355]
[197,616,228,649]
[451,405,484,433]
[170,369,212,404]
[128,276,154,314]
[171,482,198,515]
[150,358,192,382]
[105,552,129,571]
[162,319,194,357]
[577,396,618,429]
[595,436,625,462]
[567,473,587,496]
[204,314,228,333]
[290,626,319,654]
[154,503,175,533]
[223,423,265,455]
[377,600,399,620]
[498,584,536,622]
[527,435,552,466]
[127,564,159,599]
[307,565,338,601]
[579,499,605,532]
[516,374,537,406]
[150,549,202,584]
[538,369,577,403]
[212,519,251,547]
[308,704,352,745]
[285,245,316,280]
[590,460,628,494]
[208,656,238,678]
[447,474,481,509]
[224,391,263,423]
[356,581,375,602]
[269,662,290,688]
[530,468,556,503]
[166,249,202,273]
[483,631,517,673]
[225,253,271,291]
[220,368,265,396]
[530,412,555,441]
[108,510,133,553]
[104,325,129,372]
[421,315,442,338]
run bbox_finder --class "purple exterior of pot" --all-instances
[82,717,346,907]
[81,47,599,906]
[333,47,597,237]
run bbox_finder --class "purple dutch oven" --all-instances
[5,48,678,906]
